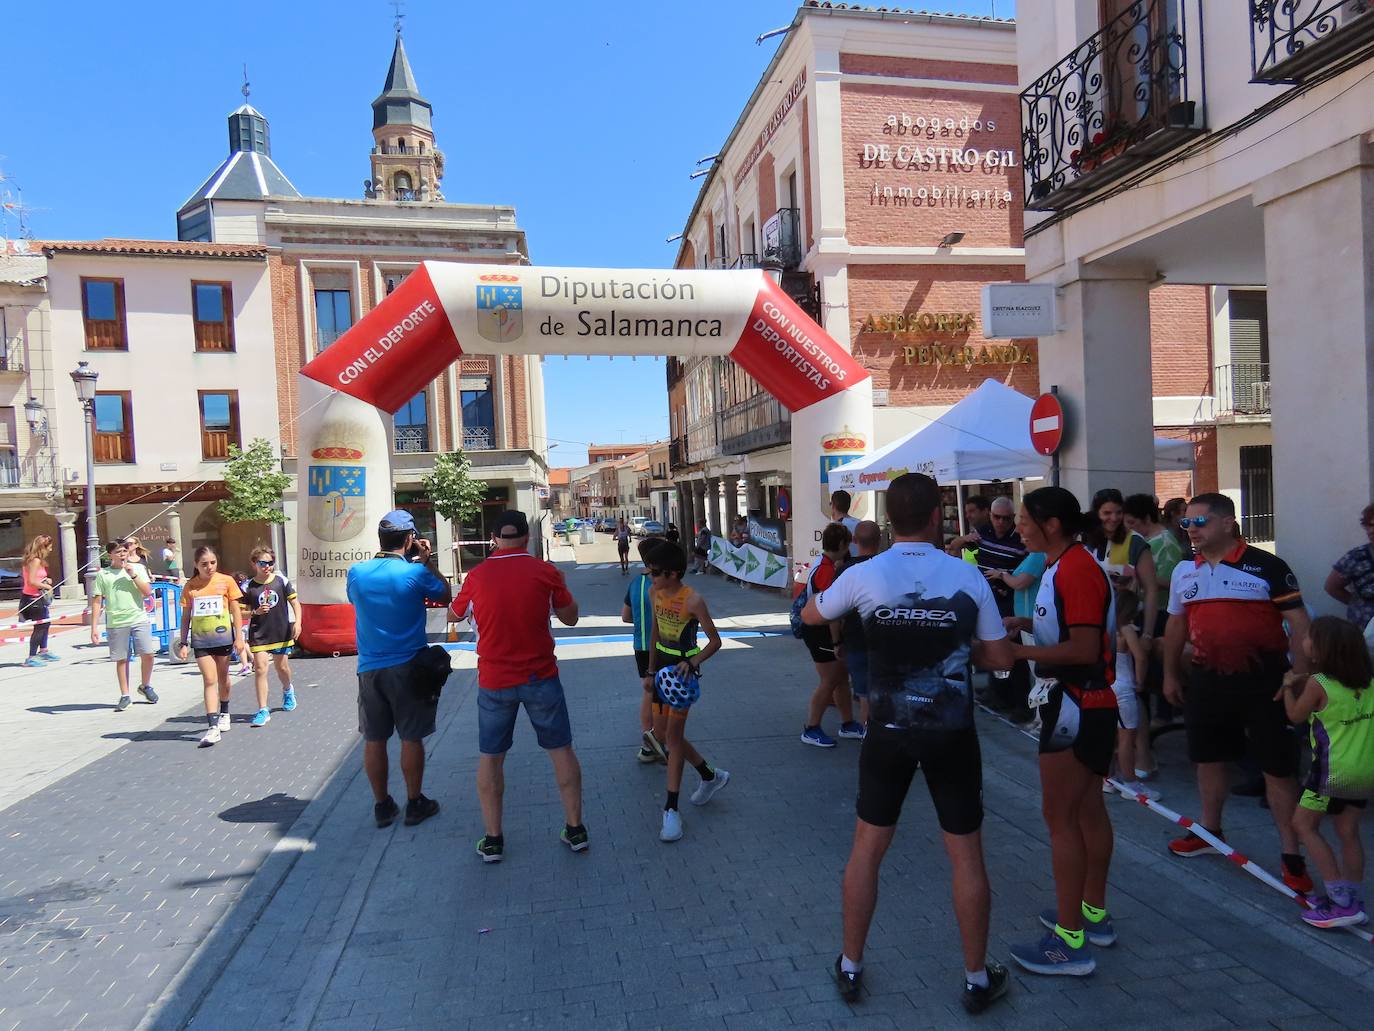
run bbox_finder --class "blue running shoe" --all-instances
[282,687,297,712]
[250,708,271,728]
[23,657,43,668]
[37,651,60,662]
[1010,930,1095,976]
[1039,908,1115,947]
[838,721,866,739]
[801,725,837,748]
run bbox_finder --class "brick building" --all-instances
[668,3,1239,540]
[174,31,549,575]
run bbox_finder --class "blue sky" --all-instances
[0,0,1008,466]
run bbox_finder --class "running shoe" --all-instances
[1133,766,1158,781]
[1039,908,1116,947]
[636,746,659,763]
[115,695,131,712]
[476,836,504,863]
[1118,780,1160,802]
[198,726,221,748]
[250,708,271,728]
[37,651,60,662]
[1009,931,1095,976]
[837,721,866,739]
[22,657,42,668]
[374,796,399,829]
[1167,830,1221,857]
[217,712,231,732]
[1281,859,1314,895]
[660,808,683,842]
[690,768,731,806]
[961,960,1010,1014]
[801,725,837,748]
[1301,896,1369,929]
[833,955,863,1003]
[282,687,297,712]
[642,729,668,763]
[404,795,440,826]
[138,684,159,704]
[561,826,590,852]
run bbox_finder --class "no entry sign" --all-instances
[1029,393,1065,456]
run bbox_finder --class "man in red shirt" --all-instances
[449,510,586,863]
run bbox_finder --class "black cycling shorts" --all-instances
[1038,686,1117,777]
[802,626,839,665]
[634,649,651,680]
[1183,670,1298,777]
[856,724,983,834]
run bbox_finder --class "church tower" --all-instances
[365,30,444,202]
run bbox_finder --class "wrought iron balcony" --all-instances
[669,436,688,471]
[1251,1,1374,83]
[1021,0,1205,211]
[761,208,802,269]
[0,451,59,491]
[704,256,730,270]
[394,425,430,453]
[730,253,760,270]
[720,393,790,456]
[0,336,24,373]
[463,425,495,451]
[1215,362,1272,417]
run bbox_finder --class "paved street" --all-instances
[2,541,1373,1030]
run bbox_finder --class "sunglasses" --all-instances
[1178,516,1213,529]
[255,559,275,567]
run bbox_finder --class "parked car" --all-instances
[0,566,22,600]
[597,517,614,532]
[629,516,650,536]
[640,520,665,537]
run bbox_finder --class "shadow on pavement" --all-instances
[218,792,308,828]
[27,703,115,714]
[102,729,203,743]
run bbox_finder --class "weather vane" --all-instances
[390,0,405,34]
[241,63,250,101]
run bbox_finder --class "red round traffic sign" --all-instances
[1029,393,1065,456]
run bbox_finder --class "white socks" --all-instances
[965,967,989,988]
[840,955,863,974]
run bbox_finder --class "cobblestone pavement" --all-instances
[3,546,1373,1029]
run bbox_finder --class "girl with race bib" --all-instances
[177,546,248,748]
[241,547,301,728]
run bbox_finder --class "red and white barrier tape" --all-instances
[977,700,1374,950]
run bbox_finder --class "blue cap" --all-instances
[379,509,416,533]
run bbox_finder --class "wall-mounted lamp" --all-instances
[938,231,965,248]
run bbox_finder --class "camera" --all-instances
[405,536,424,561]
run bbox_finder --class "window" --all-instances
[198,391,240,461]
[313,289,352,352]
[0,407,17,485]
[394,389,430,452]
[192,281,235,352]
[394,171,414,201]
[461,380,495,451]
[383,268,412,296]
[1239,445,1275,543]
[93,391,134,463]
[82,278,127,350]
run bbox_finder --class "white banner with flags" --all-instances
[707,534,790,588]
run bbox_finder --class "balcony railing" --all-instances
[395,188,418,201]
[685,414,722,465]
[394,425,431,453]
[1215,362,1271,416]
[704,256,730,270]
[1021,0,1205,211]
[720,393,791,455]
[372,143,425,155]
[0,336,25,372]
[761,208,802,269]
[669,436,688,471]
[730,253,759,270]
[463,425,495,451]
[1251,0,1374,83]
[0,451,59,491]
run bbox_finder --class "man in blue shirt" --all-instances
[347,510,451,830]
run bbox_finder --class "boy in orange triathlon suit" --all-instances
[646,540,730,842]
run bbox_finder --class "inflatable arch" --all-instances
[295,263,874,653]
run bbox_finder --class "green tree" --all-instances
[218,438,292,524]
[422,450,489,568]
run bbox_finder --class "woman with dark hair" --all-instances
[177,546,249,748]
[1324,502,1374,632]
[1161,497,1192,557]
[1006,487,1117,977]
[800,522,862,747]
[20,534,58,666]
[1088,489,1160,640]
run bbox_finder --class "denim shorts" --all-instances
[477,675,573,755]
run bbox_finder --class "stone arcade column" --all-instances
[721,474,740,529]
[691,481,706,537]
[167,503,184,576]
[1036,262,1156,505]
[55,511,80,600]
[1257,136,1374,603]
[745,473,766,516]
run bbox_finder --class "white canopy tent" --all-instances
[828,379,1194,497]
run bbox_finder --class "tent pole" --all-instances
[956,480,966,536]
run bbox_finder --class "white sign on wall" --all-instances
[980,283,1057,339]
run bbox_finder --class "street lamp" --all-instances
[23,396,47,439]
[69,361,99,602]
[761,253,784,286]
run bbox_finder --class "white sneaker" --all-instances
[199,726,221,748]
[217,712,231,732]
[690,768,731,806]
[1120,780,1160,802]
[660,808,683,842]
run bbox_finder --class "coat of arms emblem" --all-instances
[476,283,523,343]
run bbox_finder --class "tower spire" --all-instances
[366,14,444,202]
[241,63,251,101]
[391,0,405,35]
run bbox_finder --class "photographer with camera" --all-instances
[346,511,452,830]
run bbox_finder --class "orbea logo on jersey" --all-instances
[874,606,957,622]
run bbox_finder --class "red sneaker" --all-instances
[1168,830,1222,857]
[1282,862,1314,895]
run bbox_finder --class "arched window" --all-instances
[393,171,414,200]
[418,140,425,154]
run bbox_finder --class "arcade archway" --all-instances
[295,262,874,653]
